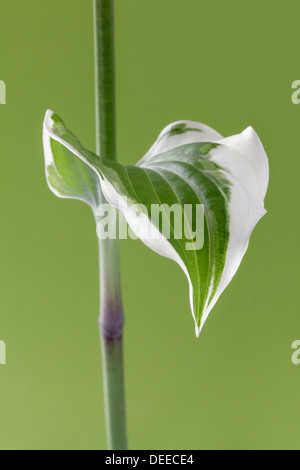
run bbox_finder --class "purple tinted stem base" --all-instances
[100,326,127,450]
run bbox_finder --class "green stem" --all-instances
[94,0,116,160]
[93,0,127,450]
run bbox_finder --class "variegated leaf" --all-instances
[43,111,269,336]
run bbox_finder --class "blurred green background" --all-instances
[0,0,299,450]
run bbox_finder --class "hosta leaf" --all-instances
[43,112,101,210]
[43,111,269,336]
